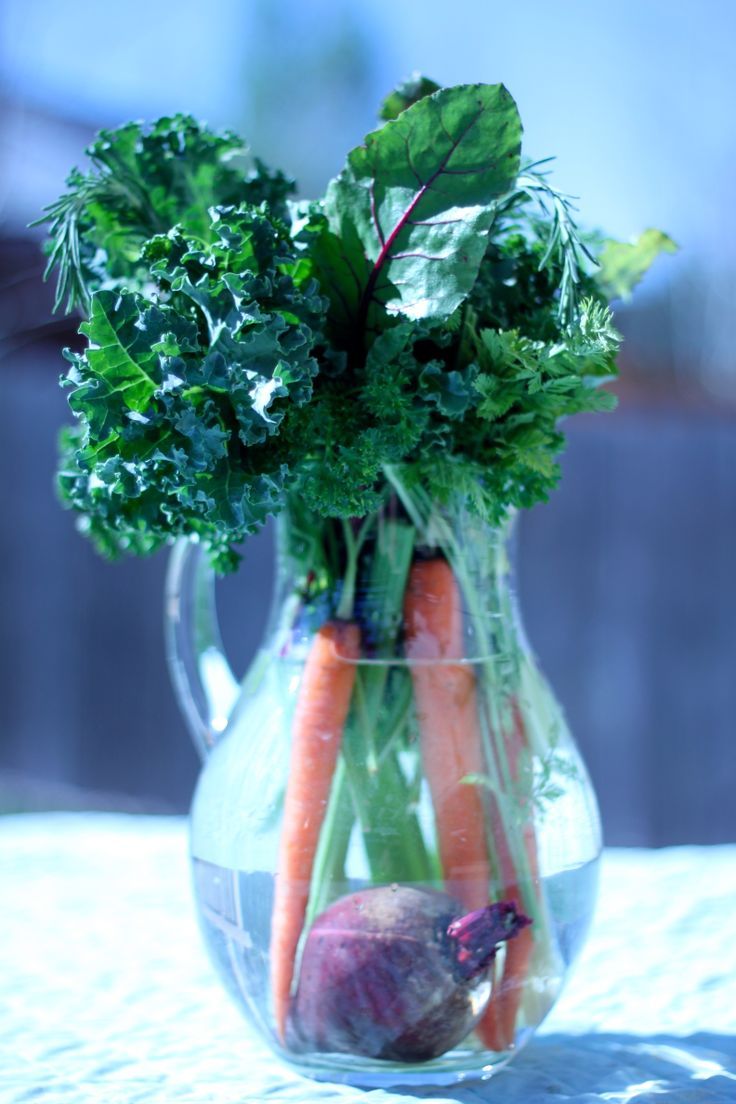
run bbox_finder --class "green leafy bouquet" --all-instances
[39,75,672,571]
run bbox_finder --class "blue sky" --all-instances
[2,0,734,384]
[3,0,733,245]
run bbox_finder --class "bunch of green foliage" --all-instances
[39,81,674,570]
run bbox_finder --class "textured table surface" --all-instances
[1,814,735,1104]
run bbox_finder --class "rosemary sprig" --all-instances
[499,159,599,326]
[32,167,163,314]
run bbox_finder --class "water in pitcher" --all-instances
[191,854,599,1079]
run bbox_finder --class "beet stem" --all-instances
[447,899,532,980]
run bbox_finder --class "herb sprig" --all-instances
[39,79,674,570]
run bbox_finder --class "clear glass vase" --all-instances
[165,477,602,1088]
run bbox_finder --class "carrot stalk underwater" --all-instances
[476,884,535,1050]
[404,556,540,1052]
[403,557,491,911]
[475,703,539,1051]
[270,618,361,1040]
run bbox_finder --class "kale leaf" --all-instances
[36,115,294,313]
[59,205,322,570]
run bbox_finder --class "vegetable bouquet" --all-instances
[40,75,672,1069]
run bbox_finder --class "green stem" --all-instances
[336,518,359,621]
[376,673,414,767]
[336,514,374,620]
[305,758,353,928]
[340,512,433,884]
[306,507,433,918]
[342,734,431,883]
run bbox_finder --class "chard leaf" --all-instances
[290,207,376,348]
[597,229,677,300]
[325,83,522,332]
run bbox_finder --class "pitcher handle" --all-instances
[165,538,240,760]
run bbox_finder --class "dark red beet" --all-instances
[285,885,530,1063]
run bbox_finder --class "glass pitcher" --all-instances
[165,478,602,1088]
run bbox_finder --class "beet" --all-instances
[285,884,530,1063]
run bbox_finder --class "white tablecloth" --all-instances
[1,814,735,1103]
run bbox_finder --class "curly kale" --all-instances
[35,115,295,314]
[58,205,323,571]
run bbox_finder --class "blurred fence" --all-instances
[1,243,734,844]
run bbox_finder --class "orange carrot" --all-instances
[475,888,534,1049]
[403,558,491,911]
[270,619,361,1040]
[475,702,539,1051]
[404,557,539,1052]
